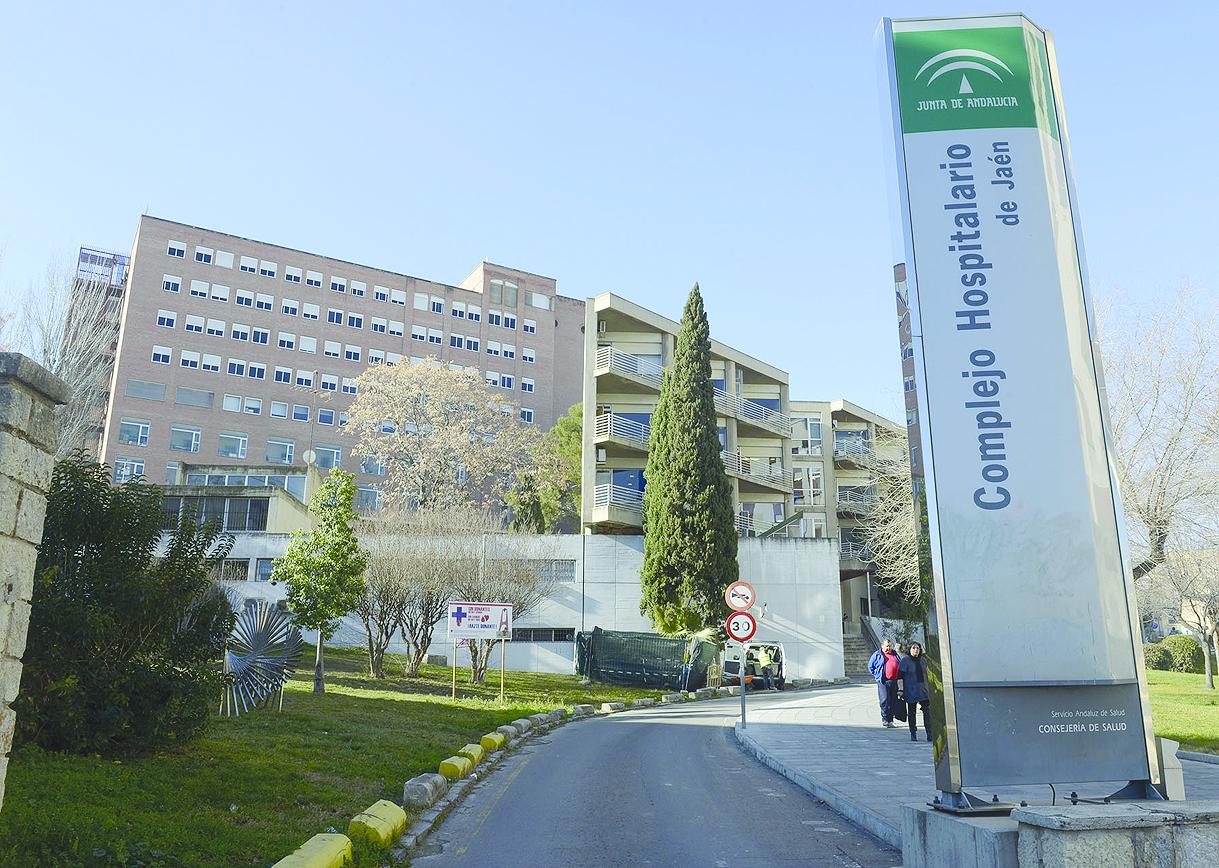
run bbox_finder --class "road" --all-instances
[411,692,900,868]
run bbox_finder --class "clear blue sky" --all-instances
[2,1,1215,420]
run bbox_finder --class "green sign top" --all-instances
[892,24,1059,138]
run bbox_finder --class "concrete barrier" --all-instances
[694,687,718,700]
[547,708,568,723]
[661,693,684,703]
[272,833,352,867]
[631,697,656,707]
[495,724,519,741]
[348,799,407,848]
[480,731,507,752]
[438,755,473,781]
[457,743,484,765]
[527,713,550,729]
[720,686,741,697]
[571,704,595,716]
[599,702,625,713]
[511,717,533,734]
[403,773,448,809]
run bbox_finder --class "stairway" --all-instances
[842,636,874,676]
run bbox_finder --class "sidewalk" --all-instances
[734,681,1219,848]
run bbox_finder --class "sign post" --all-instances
[725,609,757,729]
[447,601,514,702]
[881,14,1161,806]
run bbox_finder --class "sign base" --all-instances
[931,790,1018,815]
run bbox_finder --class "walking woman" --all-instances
[899,641,931,742]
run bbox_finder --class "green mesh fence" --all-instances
[575,627,717,690]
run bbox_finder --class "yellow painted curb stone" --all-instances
[480,731,507,752]
[439,755,473,780]
[348,799,408,848]
[457,742,485,765]
[273,832,352,867]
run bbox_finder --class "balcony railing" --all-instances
[833,438,874,464]
[721,451,790,488]
[593,412,650,449]
[840,540,872,560]
[594,346,793,436]
[592,483,644,513]
[836,489,875,511]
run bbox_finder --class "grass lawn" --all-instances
[0,646,662,866]
[1148,669,1219,755]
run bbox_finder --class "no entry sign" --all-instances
[724,580,756,611]
[725,611,757,643]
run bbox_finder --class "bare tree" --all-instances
[854,430,922,603]
[1142,548,1219,689]
[1100,290,1219,577]
[13,258,120,456]
[353,543,410,679]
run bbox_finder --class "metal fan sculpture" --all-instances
[221,602,304,717]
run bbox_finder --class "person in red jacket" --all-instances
[867,638,901,727]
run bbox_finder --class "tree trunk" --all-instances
[314,634,326,694]
[1211,629,1219,691]
[1203,633,1214,691]
[365,627,377,677]
[468,640,492,684]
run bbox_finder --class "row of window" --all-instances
[150,343,375,380]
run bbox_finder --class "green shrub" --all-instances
[1144,642,1173,671]
[16,456,234,754]
[1160,634,1206,674]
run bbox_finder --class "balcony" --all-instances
[721,451,791,492]
[587,483,644,532]
[833,438,874,466]
[592,412,650,452]
[593,346,794,437]
[836,489,875,515]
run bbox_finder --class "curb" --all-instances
[734,721,902,849]
[1180,750,1219,766]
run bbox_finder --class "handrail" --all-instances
[840,540,872,559]
[836,489,875,508]
[721,450,789,488]
[593,412,650,447]
[833,438,874,462]
[592,483,643,512]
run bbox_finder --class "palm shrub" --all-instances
[16,455,234,753]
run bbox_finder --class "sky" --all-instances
[1,1,1215,422]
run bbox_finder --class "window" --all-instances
[528,292,550,310]
[184,314,204,334]
[305,271,322,288]
[231,323,249,341]
[485,371,500,387]
[210,284,230,302]
[339,412,349,427]
[255,558,275,582]
[465,336,479,352]
[521,378,534,393]
[216,251,234,269]
[255,293,273,311]
[302,302,320,320]
[284,266,302,284]
[282,298,299,316]
[347,312,363,329]
[180,350,200,369]
[202,354,221,372]
[126,379,166,401]
[266,439,294,464]
[503,344,516,360]
[218,432,248,459]
[371,317,387,333]
[163,275,181,293]
[374,285,390,302]
[330,277,346,293]
[114,458,145,482]
[467,304,481,322]
[523,347,535,364]
[118,418,150,447]
[275,366,292,384]
[344,344,361,361]
[341,377,357,395]
[324,340,340,358]
[247,362,266,380]
[190,279,209,298]
[360,456,385,475]
[503,314,516,330]
[410,325,426,342]
[170,426,201,453]
[907,408,918,426]
[413,292,428,310]
[486,341,501,357]
[318,408,335,426]
[156,309,177,328]
[488,310,502,327]
[430,295,444,314]
[292,404,310,422]
[167,241,185,258]
[194,246,213,264]
[259,261,277,278]
[355,487,380,512]
[295,369,313,388]
[270,401,288,418]
[904,376,915,392]
[521,408,534,424]
[243,397,262,415]
[350,280,366,297]
[380,419,395,434]
[427,329,442,345]
[450,334,463,349]
[151,345,171,365]
[227,359,246,376]
[523,319,537,334]
[240,255,258,274]
[299,335,316,354]
[501,374,514,389]
[327,308,343,325]
[388,320,404,337]
[278,332,296,350]
[207,318,225,336]
[368,348,385,365]
[320,373,338,391]
[222,394,242,412]
[315,444,341,469]
[175,386,213,408]
[490,279,518,307]
[252,327,270,345]
[452,301,466,319]
[235,289,254,307]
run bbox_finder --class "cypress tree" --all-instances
[640,284,738,632]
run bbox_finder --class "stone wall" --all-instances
[0,354,67,809]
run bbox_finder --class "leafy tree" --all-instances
[17,456,233,753]
[273,470,367,693]
[640,284,738,633]
[507,402,582,532]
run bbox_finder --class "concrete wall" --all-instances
[0,354,67,810]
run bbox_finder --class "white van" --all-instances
[721,642,785,691]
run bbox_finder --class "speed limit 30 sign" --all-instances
[726,611,757,643]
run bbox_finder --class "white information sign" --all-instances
[447,601,513,641]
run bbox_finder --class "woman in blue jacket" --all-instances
[899,642,931,742]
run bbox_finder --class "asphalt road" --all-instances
[411,692,900,868]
